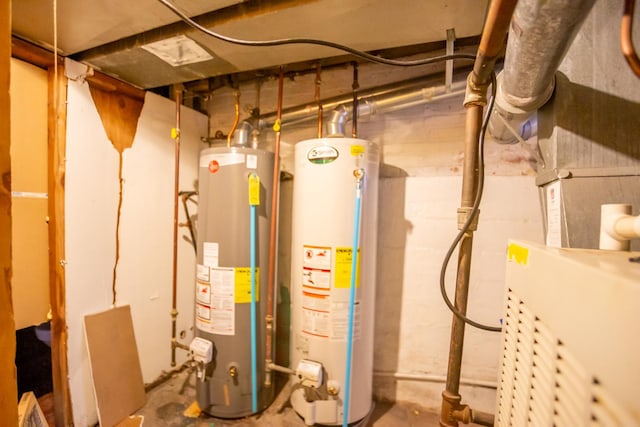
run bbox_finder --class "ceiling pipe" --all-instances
[440,0,518,426]
[257,73,468,130]
[489,0,597,143]
[326,80,466,137]
[228,75,467,145]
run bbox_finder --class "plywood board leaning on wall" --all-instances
[84,305,146,427]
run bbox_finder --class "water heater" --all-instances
[192,145,275,417]
[289,137,379,425]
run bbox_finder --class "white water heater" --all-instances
[289,137,379,425]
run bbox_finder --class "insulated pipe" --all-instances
[264,68,284,388]
[440,1,517,426]
[489,0,597,143]
[600,204,640,250]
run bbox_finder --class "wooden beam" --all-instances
[11,36,55,69]
[48,63,73,427]
[0,0,18,423]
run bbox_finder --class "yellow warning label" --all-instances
[235,267,260,303]
[507,243,529,265]
[334,247,360,288]
[350,145,365,156]
[248,174,260,206]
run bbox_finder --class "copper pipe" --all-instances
[473,0,518,86]
[622,0,640,77]
[227,91,240,147]
[315,64,323,138]
[265,67,284,387]
[443,106,482,401]
[440,0,518,425]
[170,85,182,367]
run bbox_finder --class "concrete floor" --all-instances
[135,368,440,426]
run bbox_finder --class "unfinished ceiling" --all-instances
[12,0,489,89]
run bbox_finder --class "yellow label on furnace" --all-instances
[334,247,361,288]
[248,174,260,206]
[350,145,365,156]
[507,243,529,265]
[235,267,260,303]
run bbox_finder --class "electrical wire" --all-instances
[156,0,500,331]
[155,0,476,67]
[439,71,502,333]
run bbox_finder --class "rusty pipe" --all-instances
[622,0,640,77]
[170,85,183,367]
[265,67,284,388]
[440,0,517,425]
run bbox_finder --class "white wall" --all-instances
[64,75,206,425]
[207,61,543,412]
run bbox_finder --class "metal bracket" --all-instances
[446,28,456,92]
[457,207,480,231]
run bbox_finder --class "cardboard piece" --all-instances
[84,305,146,427]
[17,391,47,427]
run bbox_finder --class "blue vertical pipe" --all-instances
[250,202,258,412]
[343,172,364,427]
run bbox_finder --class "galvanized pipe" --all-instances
[489,0,598,142]
[326,80,466,137]
[440,0,518,425]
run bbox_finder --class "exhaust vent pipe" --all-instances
[489,0,597,143]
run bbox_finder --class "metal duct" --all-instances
[230,76,467,144]
[326,81,466,137]
[489,0,597,143]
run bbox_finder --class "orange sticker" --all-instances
[208,160,219,174]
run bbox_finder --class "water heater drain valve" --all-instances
[296,359,324,388]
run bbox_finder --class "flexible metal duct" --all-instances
[489,0,597,143]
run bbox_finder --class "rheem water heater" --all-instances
[192,145,275,417]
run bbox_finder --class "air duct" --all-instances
[228,76,467,144]
[257,75,467,132]
[489,0,597,143]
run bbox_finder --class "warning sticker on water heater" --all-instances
[330,301,361,342]
[196,266,235,335]
[334,247,360,288]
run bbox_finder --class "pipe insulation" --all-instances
[489,0,597,143]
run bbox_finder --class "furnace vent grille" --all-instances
[495,290,636,427]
